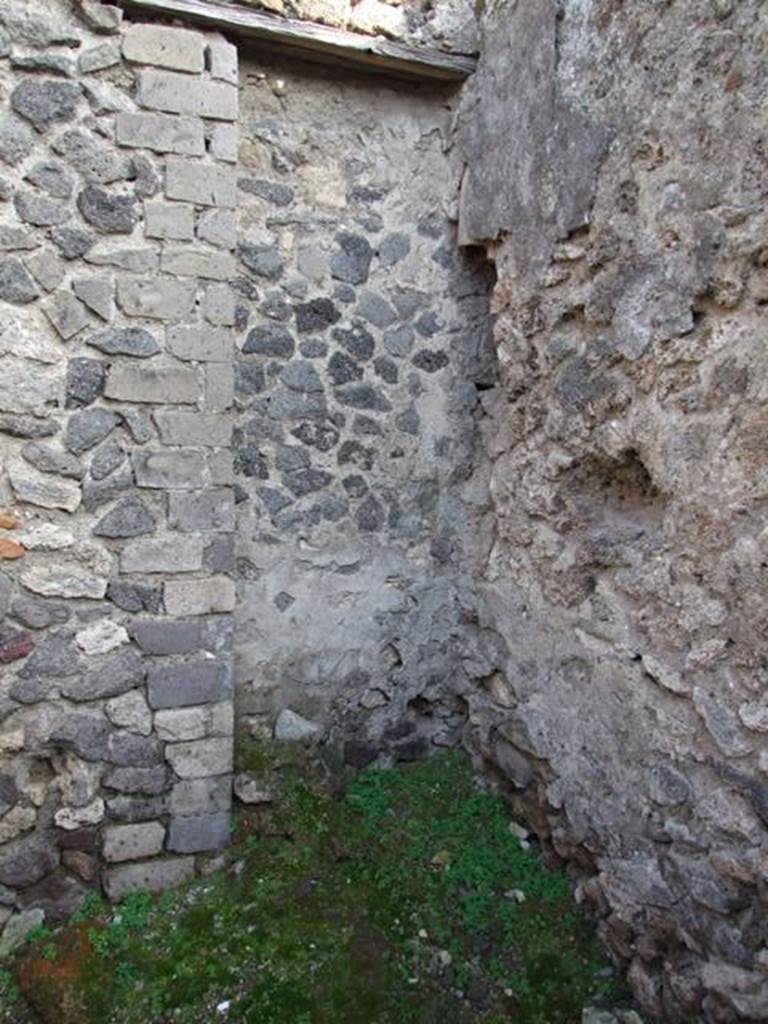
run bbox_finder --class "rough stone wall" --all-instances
[0,0,238,936]
[233,51,496,765]
[458,1,768,1021]
[221,0,480,53]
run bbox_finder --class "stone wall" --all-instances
[221,0,480,53]
[457,1,768,1021]
[233,51,496,766]
[0,0,238,934]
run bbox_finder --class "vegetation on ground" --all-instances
[4,747,624,1024]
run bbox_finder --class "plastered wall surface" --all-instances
[457,1,768,1021]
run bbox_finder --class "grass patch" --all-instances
[9,749,621,1024]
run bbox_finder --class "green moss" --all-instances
[11,751,623,1024]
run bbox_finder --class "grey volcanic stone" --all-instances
[11,80,81,132]
[412,349,450,373]
[295,298,341,333]
[107,580,162,614]
[0,115,34,167]
[50,713,110,761]
[238,242,283,280]
[0,836,58,890]
[415,311,443,337]
[356,290,397,328]
[52,129,130,184]
[51,227,96,260]
[90,440,125,481]
[82,468,133,512]
[0,414,58,438]
[107,731,163,768]
[283,468,333,498]
[274,709,321,742]
[147,659,232,709]
[103,766,168,795]
[280,360,323,393]
[167,813,229,853]
[78,187,138,234]
[65,409,118,455]
[26,249,65,292]
[239,178,294,206]
[43,292,90,340]
[60,649,145,701]
[291,421,339,452]
[87,327,160,358]
[330,232,373,285]
[328,351,363,385]
[332,322,375,361]
[334,383,392,412]
[17,631,79,678]
[131,620,200,656]
[94,498,156,538]
[235,364,265,396]
[0,258,38,304]
[299,338,328,358]
[356,494,385,532]
[374,355,398,384]
[242,323,294,358]
[72,277,113,321]
[21,442,83,480]
[379,232,411,267]
[13,190,69,226]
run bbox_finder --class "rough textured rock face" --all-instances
[234,54,496,766]
[458,1,768,1021]
[0,0,237,939]
[221,0,479,53]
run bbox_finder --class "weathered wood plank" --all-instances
[119,0,477,81]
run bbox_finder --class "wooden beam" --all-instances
[118,0,477,81]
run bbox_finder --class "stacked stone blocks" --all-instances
[0,4,238,930]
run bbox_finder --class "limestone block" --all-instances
[154,706,209,742]
[123,24,205,73]
[203,365,234,413]
[207,38,238,85]
[144,202,195,241]
[210,124,238,164]
[165,737,233,778]
[167,489,235,532]
[132,449,208,491]
[138,69,238,121]
[202,284,236,327]
[103,822,165,863]
[7,457,81,512]
[154,412,233,448]
[147,659,232,710]
[105,363,200,405]
[165,158,237,208]
[160,248,235,281]
[20,545,111,599]
[104,857,194,900]
[121,534,204,574]
[168,324,232,362]
[164,577,236,616]
[116,277,196,320]
[167,812,229,853]
[116,112,205,156]
[169,776,231,817]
